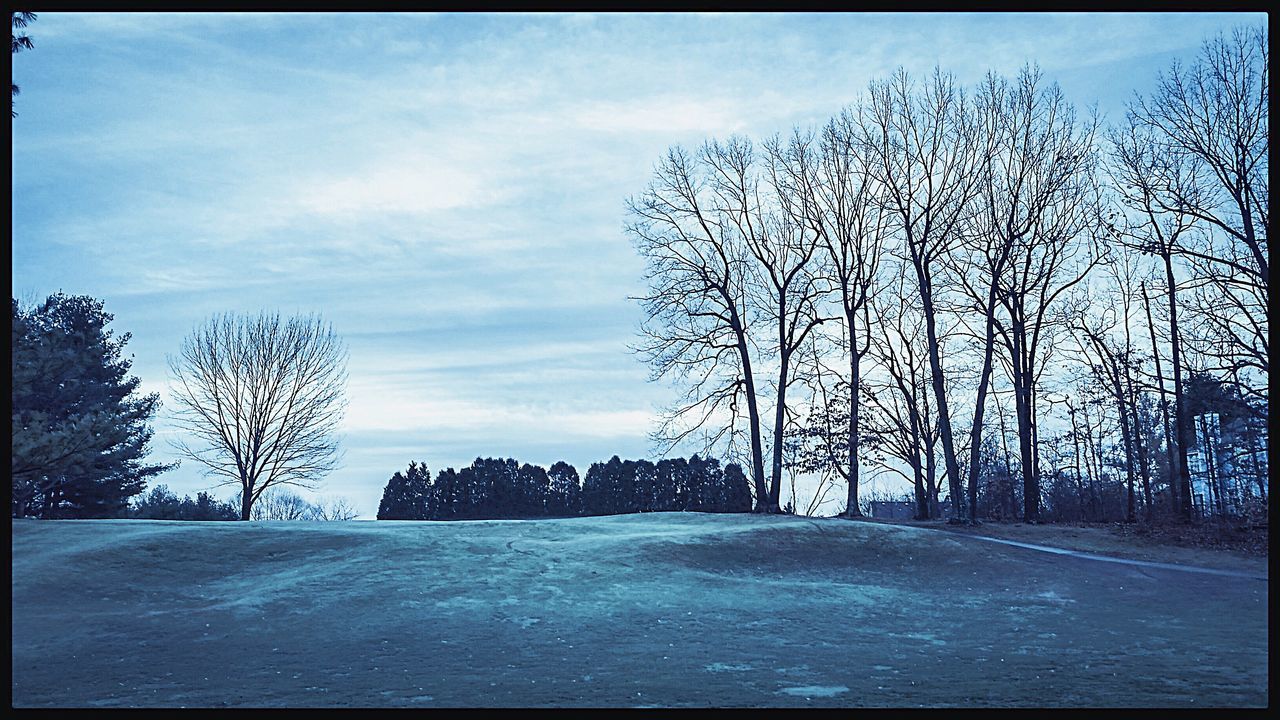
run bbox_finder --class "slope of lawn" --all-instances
[10,513,1268,707]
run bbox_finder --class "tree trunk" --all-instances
[997,398,1016,520]
[1200,415,1222,517]
[1116,384,1137,523]
[967,287,999,523]
[925,430,939,519]
[910,403,928,520]
[1070,408,1087,521]
[735,330,770,513]
[1009,315,1039,523]
[1142,283,1178,515]
[1127,373,1154,522]
[767,348,789,514]
[1162,253,1194,521]
[912,459,928,521]
[843,335,863,517]
[914,266,965,521]
[241,484,253,521]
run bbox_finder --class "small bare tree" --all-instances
[168,312,348,521]
[307,495,360,521]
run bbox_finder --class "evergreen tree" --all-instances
[430,467,462,519]
[12,12,35,117]
[582,456,622,516]
[377,461,431,520]
[721,462,753,513]
[686,453,716,509]
[131,484,182,519]
[547,461,581,516]
[181,490,239,520]
[654,457,684,512]
[129,484,237,520]
[11,294,173,518]
[620,459,652,512]
[518,463,550,517]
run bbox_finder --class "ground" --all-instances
[10,513,1269,707]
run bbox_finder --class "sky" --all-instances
[10,11,1262,519]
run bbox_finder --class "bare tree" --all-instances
[629,137,829,514]
[1108,118,1200,521]
[982,74,1103,523]
[1071,269,1147,523]
[859,67,991,521]
[1139,279,1181,514]
[864,261,944,520]
[627,145,770,509]
[168,312,348,521]
[1127,25,1268,406]
[769,109,887,518]
[252,488,314,521]
[949,68,1097,522]
[307,495,360,521]
[748,137,830,512]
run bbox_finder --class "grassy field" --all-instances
[10,513,1268,707]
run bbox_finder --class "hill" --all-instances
[10,513,1268,707]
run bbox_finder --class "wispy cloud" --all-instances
[12,11,1258,518]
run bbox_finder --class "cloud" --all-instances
[300,152,499,217]
[15,11,1259,521]
[573,95,750,135]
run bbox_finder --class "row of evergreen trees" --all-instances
[377,454,752,520]
[129,485,240,521]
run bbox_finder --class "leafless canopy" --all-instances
[167,312,348,520]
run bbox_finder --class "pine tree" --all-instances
[721,462,753,513]
[11,294,172,518]
[430,467,461,519]
[518,463,550,517]
[582,456,621,516]
[654,458,684,511]
[377,461,431,520]
[547,461,581,516]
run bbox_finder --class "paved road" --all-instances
[958,533,1267,580]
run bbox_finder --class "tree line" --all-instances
[377,454,752,520]
[628,25,1268,523]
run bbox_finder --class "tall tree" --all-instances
[378,461,431,520]
[720,461,754,512]
[742,137,829,512]
[628,146,771,510]
[1127,25,1269,408]
[547,461,582,516]
[167,312,348,521]
[1109,118,1200,521]
[769,111,887,518]
[860,68,992,521]
[11,294,173,518]
[982,71,1103,523]
[864,264,943,520]
[949,67,1095,522]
